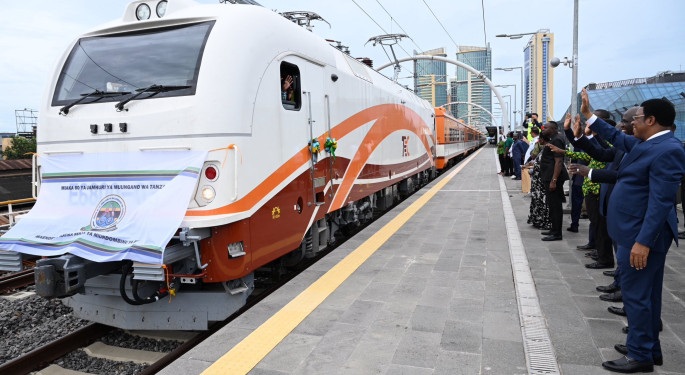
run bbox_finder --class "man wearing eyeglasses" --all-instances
[581,89,685,373]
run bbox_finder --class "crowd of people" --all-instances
[499,90,685,373]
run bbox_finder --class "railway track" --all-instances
[0,323,114,374]
[0,269,34,295]
[0,156,450,374]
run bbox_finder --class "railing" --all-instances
[0,197,36,231]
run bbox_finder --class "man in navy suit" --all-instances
[511,133,528,180]
[580,89,685,373]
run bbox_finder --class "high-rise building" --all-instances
[451,45,492,132]
[414,48,448,107]
[523,30,554,122]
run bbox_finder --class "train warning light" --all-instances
[204,166,218,180]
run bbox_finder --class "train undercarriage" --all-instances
[9,169,433,330]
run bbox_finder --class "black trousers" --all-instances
[595,215,614,266]
[544,181,564,236]
[585,193,600,243]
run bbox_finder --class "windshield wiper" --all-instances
[59,90,131,115]
[115,84,191,111]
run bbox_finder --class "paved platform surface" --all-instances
[161,145,685,375]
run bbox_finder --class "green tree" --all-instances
[2,136,36,160]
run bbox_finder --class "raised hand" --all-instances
[563,113,572,130]
[573,114,583,138]
[580,88,593,119]
[282,75,293,91]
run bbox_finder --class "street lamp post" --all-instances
[495,67,524,123]
[502,94,512,132]
[549,0,578,119]
[497,30,550,121]
[496,84,517,129]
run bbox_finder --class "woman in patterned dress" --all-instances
[527,134,551,230]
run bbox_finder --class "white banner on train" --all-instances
[0,151,207,264]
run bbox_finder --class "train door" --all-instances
[298,61,328,207]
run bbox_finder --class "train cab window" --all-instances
[280,62,301,110]
[52,21,214,107]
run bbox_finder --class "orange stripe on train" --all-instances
[186,104,433,217]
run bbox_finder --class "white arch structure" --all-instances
[440,101,499,129]
[376,55,511,136]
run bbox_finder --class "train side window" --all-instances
[280,62,301,110]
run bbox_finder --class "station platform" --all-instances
[160,145,685,375]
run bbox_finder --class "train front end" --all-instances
[0,0,263,330]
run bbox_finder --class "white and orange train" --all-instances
[0,0,483,329]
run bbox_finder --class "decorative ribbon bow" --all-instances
[324,137,337,160]
[310,139,321,154]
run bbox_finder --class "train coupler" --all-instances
[34,255,119,298]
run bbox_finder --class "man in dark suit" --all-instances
[511,133,528,180]
[572,107,640,306]
[539,122,568,241]
[581,89,685,373]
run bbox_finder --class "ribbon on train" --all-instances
[324,137,337,161]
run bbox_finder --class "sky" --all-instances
[1,0,684,133]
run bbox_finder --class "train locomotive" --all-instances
[0,0,483,330]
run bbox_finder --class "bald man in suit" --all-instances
[580,89,685,373]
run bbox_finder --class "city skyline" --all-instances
[1,0,684,133]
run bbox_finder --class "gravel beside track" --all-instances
[0,290,88,365]
[101,331,183,353]
[55,350,147,375]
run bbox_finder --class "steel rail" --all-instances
[0,323,114,374]
[0,269,34,294]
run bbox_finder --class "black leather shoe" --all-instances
[679,231,685,240]
[608,306,626,316]
[566,226,579,233]
[585,250,598,257]
[577,243,595,250]
[614,344,662,366]
[604,270,616,277]
[541,230,554,235]
[541,235,562,241]
[600,291,622,302]
[586,262,613,269]
[602,356,654,373]
[597,283,620,293]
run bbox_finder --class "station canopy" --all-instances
[563,72,685,142]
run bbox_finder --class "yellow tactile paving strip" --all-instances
[202,148,482,375]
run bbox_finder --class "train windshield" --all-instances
[52,21,215,106]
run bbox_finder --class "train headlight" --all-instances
[201,186,216,202]
[156,1,168,17]
[136,3,151,20]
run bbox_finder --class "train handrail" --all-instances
[229,144,239,202]
[31,153,38,199]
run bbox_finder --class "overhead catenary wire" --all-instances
[374,0,423,53]
[419,0,458,51]
[349,0,416,77]
[372,0,428,79]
